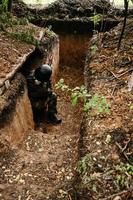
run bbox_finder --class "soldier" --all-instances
[27,64,62,125]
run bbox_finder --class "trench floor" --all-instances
[0,65,84,200]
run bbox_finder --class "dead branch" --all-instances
[115,142,131,164]
[99,190,131,200]
[117,68,133,78]
[108,68,133,81]
[107,70,120,80]
[111,84,117,96]
[68,194,72,200]
[122,139,131,152]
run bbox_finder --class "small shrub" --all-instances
[55,79,110,115]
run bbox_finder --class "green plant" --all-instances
[90,44,98,56]
[116,174,128,189]
[76,155,99,192]
[126,164,133,175]
[55,79,110,115]
[0,12,28,31]
[9,29,40,46]
[0,12,38,45]
[89,10,102,34]
[84,94,110,115]
[114,163,133,189]
[89,13,102,28]
[1,0,9,12]
[77,154,91,175]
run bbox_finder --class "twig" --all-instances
[99,190,130,200]
[108,68,133,81]
[125,189,132,200]
[68,194,72,200]
[109,70,120,80]
[115,142,131,163]
[111,84,117,96]
[117,68,133,78]
[18,195,21,200]
[122,139,131,152]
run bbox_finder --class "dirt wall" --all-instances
[44,35,59,84]
[0,32,59,147]
[0,74,34,146]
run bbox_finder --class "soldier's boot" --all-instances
[45,111,62,125]
[46,92,62,125]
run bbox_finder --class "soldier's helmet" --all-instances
[34,64,52,82]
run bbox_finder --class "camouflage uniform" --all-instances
[27,70,57,114]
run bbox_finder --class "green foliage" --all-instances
[115,163,133,175]
[90,44,98,56]
[0,12,39,46]
[76,155,133,193]
[126,164,133,175]
[116,174,128,189]
[89,11,102,34]
[55,79,110,115]
[77,154,91,175]
[84,94,110,115]
[0,12,28,31]
[114,163,133,189]
[9,29,40,46]
[0,12,12,30]
[76,154,99,192]
[89,14,102,27]
[1,0,9,12]
[44,26,56,38]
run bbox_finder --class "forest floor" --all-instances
[76,20,133,200]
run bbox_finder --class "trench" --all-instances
[54,32,92,199]
[33,32,91,198]
[0,15,120,198]
[0,9,124,197]
[21,33,91,129]
[1,1,131,198]
[4,32,92,199]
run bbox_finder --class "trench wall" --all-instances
[0,85,34,146]
[45,36,59,84]
[0,34,59,147]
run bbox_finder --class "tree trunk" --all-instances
[117,0,129,50]
[7,0,13,12]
